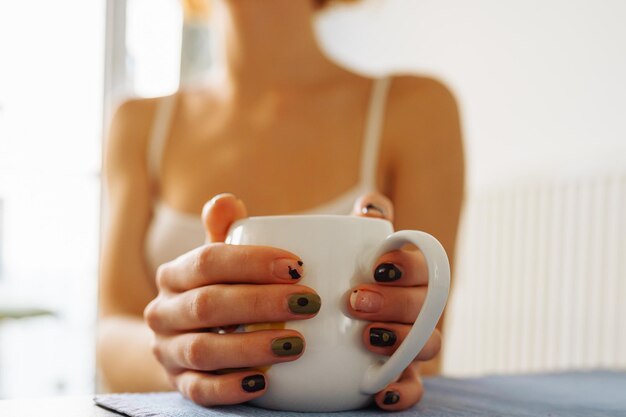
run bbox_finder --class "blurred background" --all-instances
[0,0,624,399]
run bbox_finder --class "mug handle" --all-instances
[360,230,450,394]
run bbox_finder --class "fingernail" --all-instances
[370,328,397,347]
[350,290,383,313]
[242,374,266,393]
[361,203,385,218]
[288,294,321,315]
[271,336,304,356]
[374,263,402,282]
[383,390,400,405]
[273,258,304,280]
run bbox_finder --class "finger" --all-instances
[146,284,321,331]
[364,324,442,361]
[348,284,425,324]
[374,362,423,411]
[371,248,428,287]
[156,243,304,292]
[202,193,248,243]
[351,192,394,222]
[175,370,267,406]
[156,330,304,372]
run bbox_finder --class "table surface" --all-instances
[2,371,625,417]
[0,395,119,417]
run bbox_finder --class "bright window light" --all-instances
[0,0,104,398]
[126,0,182,98]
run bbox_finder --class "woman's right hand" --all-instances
[144,194,319,406]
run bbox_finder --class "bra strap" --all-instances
[147,94,177,184]
[359,77,391,191]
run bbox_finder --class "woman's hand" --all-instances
[349,192,442,411]
[144,194,319,406]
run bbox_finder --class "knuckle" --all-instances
[190,290,213,324]
[239,248,254,270]
[186,379,210,405]
[243,285,280,320]
[433,328,442,346]
[403,291,417,321]
[236,335,248,360]
[196,243,224,277]
[150,338,164,364]
[414,380,425,403]
[410,288,426,321]
[143,299,161,330]
[184,335,207,369]
[155,263,171,289]
[426,329,443,357]
[206,378,228,403]
[167,374,178,390]
[249,289,263,318]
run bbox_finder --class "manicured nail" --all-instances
[271,336,304,356]
[374,263,402,282]
[273,258,304,280]
[370,328,397,347]
[288,294,321,315]
[383,390,400,405]
[361,203,385,218]
[242,374,266,393]
[350,290,383,313]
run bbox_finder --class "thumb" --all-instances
[201,193,248,243]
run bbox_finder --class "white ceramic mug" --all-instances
[225,215,450,412]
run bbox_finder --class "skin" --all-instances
[97,0,464,411]
[181,0,210,21]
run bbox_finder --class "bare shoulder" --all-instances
[106,97,159,157]
[104,95,166,177]
[383,76,464,245]
[388,75,458,110]
[390,75,457,97]
[384,75,463,159]
[387,75,460,137]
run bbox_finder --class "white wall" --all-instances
[317,0,626,190]
[318,0,626,375]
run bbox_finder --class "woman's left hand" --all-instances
[349,192,442,411]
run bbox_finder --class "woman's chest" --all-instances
[160,114,368,215]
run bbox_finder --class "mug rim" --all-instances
[241,214,391,224]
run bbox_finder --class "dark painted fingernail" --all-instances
[288,266,301,279]
[383,390,400,405]
[374,263,402,282]
[361,203,385,217]
[370,328,397,347]
[242,374,266,393]
[271,336,304,356]
[288,294,321,315]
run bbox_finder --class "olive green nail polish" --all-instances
[288,294,321,315]
[271,336,304,356]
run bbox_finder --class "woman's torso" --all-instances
[145,74,392,272]
[157,74,388,214]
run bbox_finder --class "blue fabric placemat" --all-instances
[94,371,626,417]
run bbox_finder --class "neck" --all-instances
[210,0,339,94]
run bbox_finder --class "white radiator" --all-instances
[443,173,626,375]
